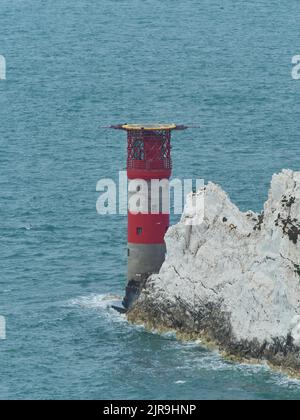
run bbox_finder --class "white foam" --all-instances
[269,373,300,389]
[69,293,121,309]
[68,293,126,323]
[19,223,32,231]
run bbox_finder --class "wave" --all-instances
[67,293,127,324]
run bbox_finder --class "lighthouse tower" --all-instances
[111,124,187,309]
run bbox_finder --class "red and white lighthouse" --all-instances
[111,124,187,309]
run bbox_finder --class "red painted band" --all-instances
[128,212,170,244]
[127,169,171,180]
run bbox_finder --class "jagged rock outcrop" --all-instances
[128,170,300,373]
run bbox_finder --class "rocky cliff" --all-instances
[128,170,300,373]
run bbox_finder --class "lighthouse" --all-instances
[111,124,188,309]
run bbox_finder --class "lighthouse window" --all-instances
[137,227,143,236]
[133,139,144,160]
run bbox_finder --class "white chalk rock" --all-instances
[144,170,300,347]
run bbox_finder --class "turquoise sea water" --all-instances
[1,0,300,400]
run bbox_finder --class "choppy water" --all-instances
[0,0,300,400]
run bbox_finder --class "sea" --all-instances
[1,0,300,400]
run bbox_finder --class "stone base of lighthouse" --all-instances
[128,243,166,282]
[123,243,166,309]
